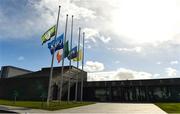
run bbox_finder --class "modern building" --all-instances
[0,66,86,101]
[0,65,180,102]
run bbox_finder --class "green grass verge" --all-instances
[0,99,95,111]
[155,103,180,113]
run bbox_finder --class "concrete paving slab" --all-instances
[55,103,167,114]
[0,103,167,114]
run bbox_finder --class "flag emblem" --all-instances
[41,25,56,45]
[48,33,64,54]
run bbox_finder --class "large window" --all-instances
[95,88,107,101]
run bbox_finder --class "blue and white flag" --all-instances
[48,33,64,54]
[54,34,64,51]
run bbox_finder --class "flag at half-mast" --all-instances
[41,25,56,45]
[63,41,69,58]
[56,50,62,63]
[68,46,78,60]
[48,33,64,54]
[73,49,82,61]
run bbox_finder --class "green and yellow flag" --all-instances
[41,25,56,45]
[73,49,82,61]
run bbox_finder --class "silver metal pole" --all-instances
[75,27,81,101]
[47,6,61,106]
[59,14,68,103]
[80,32,85,101]
[67,15,74,102]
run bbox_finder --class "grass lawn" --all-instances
[0,99,94,111]
[155,103,180,114]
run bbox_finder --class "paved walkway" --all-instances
[56,103,167,114]
[0,103,167,114]
[0,105,48,113]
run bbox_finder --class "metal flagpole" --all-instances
[47,5,61,106]
[59,14,68,103]
[80,32,85,101]
[67,15,74,102]
[75,27,81,101]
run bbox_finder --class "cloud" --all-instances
[153,73,161,78]
[83,28,111,43]
[156,62,162,65]
[0,0,96,39]
[1,0,180,47]
[110,0,180,44]
[88,68,153,81]
[115,61,120,64]
[99,36,111,43]
[83,28,98,42]
[170,61,179,65]
[84,45,91,49]
[1,0,180,46]
[17,56,24,61]
[108,46,142,53]
[88,71,114,81]
[74,0,180,45]
[165,67,177,77]
[84,61,104,72]
[115,68,152,80]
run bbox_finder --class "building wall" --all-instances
[7,67,32,78]
[83,79,180,102]
[0,66,8,78]
[83,85,180,102]
[0,77,49,101]
[0,66,87,101]
[0,66,32,78]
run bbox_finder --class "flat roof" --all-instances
[1,65,32,72]
[7,65,86,79]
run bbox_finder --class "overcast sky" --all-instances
[0,0,180,81]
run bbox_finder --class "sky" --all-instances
[0,0,180,81]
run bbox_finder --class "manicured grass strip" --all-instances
[0,99,94,111]
[155,103,180,113]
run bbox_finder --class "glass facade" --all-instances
[83,79,180,102]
